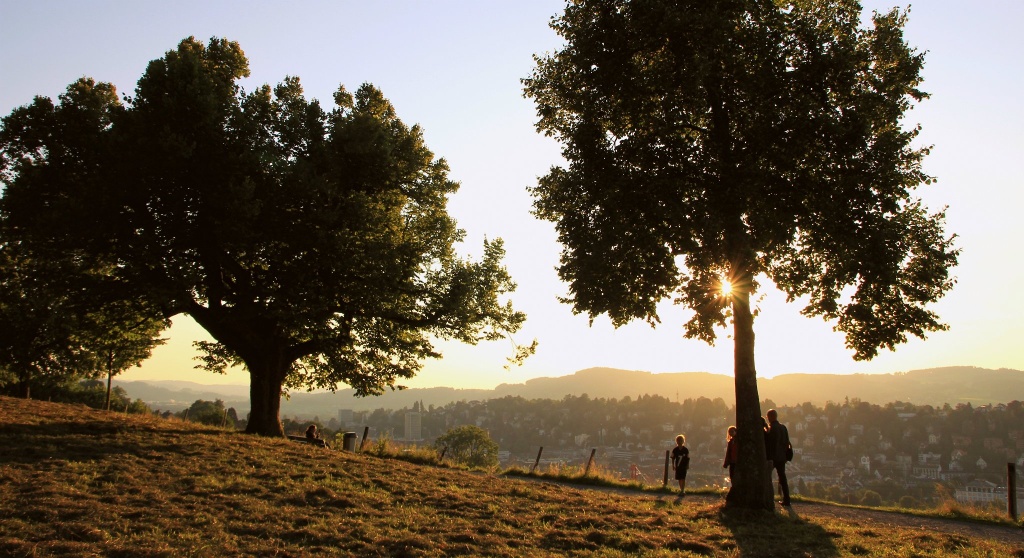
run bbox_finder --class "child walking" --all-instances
[671,434,690,494]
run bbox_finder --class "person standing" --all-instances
[671,434,690,495]
[722,426,738,483]
[766,409,792,506]
[762,416,775,503]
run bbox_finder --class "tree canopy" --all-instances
[435,424,500,469]
[1,37,530,436]
[78,299,168,410]
[524,0,957,509]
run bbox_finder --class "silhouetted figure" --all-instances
[762,416,775,504]
[723,425,738,482]
[671,434,690,494]
[305,424,330,448]
[766,409,792,506]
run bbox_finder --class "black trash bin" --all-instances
[342,432,358,452]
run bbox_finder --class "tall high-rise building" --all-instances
[404,412,422,441]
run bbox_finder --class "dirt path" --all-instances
[770,497,1023,547]
[505,475,1024,547]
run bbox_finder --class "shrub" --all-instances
[434,425,499,469]
[898,495,920,509]
[859,490,882,507]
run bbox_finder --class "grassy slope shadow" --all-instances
[720,507,839,558]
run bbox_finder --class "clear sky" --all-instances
[2,1,1022,391]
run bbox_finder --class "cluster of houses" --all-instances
[600,404,1022,509]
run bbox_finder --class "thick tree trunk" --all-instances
[188,309,292,437]
[725,283,774,510]
[244,357,289,437]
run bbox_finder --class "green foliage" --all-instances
[74,381,151,414]
[434,424,499,469]
[859,489,883,507]
[0,251,166,402]
[371,431,394,457]
[180,399,232,428]
[525,1,957,354]
[0,248,95,397]
[899,495,921,509]
[2,378,152,414]
[78,299,169,409]
[0,76,166,400]
[1,37,530,436]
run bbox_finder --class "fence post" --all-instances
[531,447,544,474]
[220,408,229,427]
[663,450,670,487]
[584,448,597,476]
[359,426,370,451]
[1009,463,1018,522]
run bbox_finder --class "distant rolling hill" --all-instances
[112,380,251,411]
[116,366,1024,418]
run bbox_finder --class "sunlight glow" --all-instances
[720,278,733,297]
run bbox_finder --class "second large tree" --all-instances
[524,1,958,509]
[1,37,528,436]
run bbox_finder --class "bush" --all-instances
[434,425,499,469]
[859,490,882,507]
[179,399,232,427]
[371,431,393,456]
[898,495,920,509]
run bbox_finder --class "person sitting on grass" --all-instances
[305,424,330,448]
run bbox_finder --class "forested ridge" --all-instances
[114,366,1024,415]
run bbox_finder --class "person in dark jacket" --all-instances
[766,409,792,506]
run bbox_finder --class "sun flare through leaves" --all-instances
[719,278,733,298]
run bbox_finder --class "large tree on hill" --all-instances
[524,0,958,509]
[0,37,530,436]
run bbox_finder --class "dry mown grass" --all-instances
[1,396,1021,557]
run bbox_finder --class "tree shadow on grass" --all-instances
[0,420,230,465]
[720,505,840,558]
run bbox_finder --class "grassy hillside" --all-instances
[1,397,1020,557]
